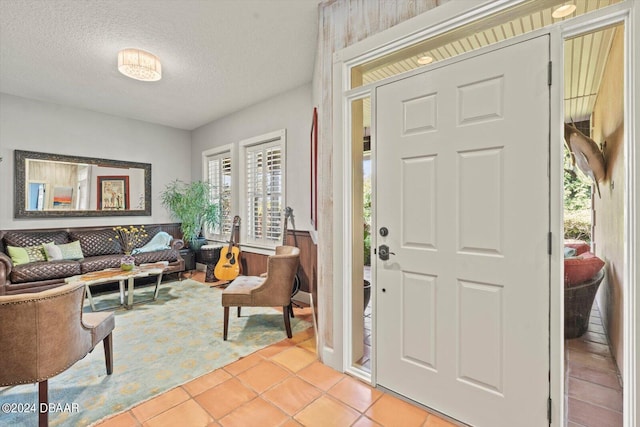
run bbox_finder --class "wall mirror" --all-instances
[14,150,151,218]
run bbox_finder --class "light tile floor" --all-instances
[94,271,458,427]
[565,304,623,426]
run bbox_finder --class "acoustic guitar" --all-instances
[214,216,241,281]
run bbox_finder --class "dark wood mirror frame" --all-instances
[14,150,152,218]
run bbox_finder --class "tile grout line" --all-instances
[95,272,454,427]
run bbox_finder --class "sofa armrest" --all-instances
[171,239,184,251]
[0,252,13,295]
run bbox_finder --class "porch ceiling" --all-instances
[360,0,620,128]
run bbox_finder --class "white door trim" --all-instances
[330,2,637,426]
[632,5,639,424]
[558,4,637,425]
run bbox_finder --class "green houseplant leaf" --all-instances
[160,180,219,249]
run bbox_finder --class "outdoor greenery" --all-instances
[360,147,592,258]
[363,178,372,266]
[161,180,219,249]
[564,149,593,242]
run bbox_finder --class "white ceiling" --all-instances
[0,0,319,130]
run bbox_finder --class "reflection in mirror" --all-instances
[15,150,151,218]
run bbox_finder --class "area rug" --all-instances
[0,279,311,427]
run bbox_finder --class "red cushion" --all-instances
[564,240,590,255]
[564,252,604,286]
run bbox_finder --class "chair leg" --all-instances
[39,380,48,427]
[103,333,113,375]
[283,305,292,338]
[223,306,229,341]
[237,306,241,317]
[289,303,295,318]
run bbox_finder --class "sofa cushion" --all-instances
[10,260,81,284]
[43,241,85,261]
[6,244,47,265]
[564,252,605,287]
[80,255,123,274]
[3,230,69,248]
[133,248,179,265]
[70,229,122,257]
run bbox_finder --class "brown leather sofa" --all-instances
[0,225,184,295]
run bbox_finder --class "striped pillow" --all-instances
[43,241,84,261]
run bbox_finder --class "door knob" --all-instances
[378,244,395,261]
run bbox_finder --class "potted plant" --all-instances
[160,180,219,251]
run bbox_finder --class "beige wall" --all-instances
[0,94,192,230]
[592,26,624,376]
[316,0,442,350]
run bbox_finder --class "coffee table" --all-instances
[65,261,169,311]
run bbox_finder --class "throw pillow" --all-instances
[7,244,46,265]
[564,240,590,255]
[564,252,605,286]
[563,247,577,258]
[43,241,85,261]
[131,231,172,254]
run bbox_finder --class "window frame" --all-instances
[202,144,234,242]
[239,129,287,251]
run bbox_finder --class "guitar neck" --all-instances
[228,216,241,249]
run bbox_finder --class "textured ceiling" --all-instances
[0,0,319,130]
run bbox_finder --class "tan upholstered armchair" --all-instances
[222,246,300,340]
[0,282,114,427]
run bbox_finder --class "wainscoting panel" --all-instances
[239,230,317,296]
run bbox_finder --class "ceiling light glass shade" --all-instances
[417,55,434,65]
[117,48,162,81]
[552,4,577,19]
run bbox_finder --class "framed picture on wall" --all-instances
[310,107,318,230]
[97,176,129,210]
[52,186,73,209]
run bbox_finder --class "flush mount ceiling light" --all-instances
[417,55,434,65]
[117,48,162,82]
[552,4,577,19]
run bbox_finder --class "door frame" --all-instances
[328,1,638,426]
[561,8,637,425]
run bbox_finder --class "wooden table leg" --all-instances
[127,277,135,309]
[85,283,97,311]
[153,273,164,300]
[119,280,125,305]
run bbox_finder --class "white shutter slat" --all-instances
[206,152,233,238]
[242,134,285,247]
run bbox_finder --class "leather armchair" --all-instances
[0,282,114,426]
[222,246,300,340]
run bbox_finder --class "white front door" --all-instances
[376,35,550,427]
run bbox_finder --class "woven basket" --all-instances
[564,268,605,339]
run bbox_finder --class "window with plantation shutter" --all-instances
[206,151,232,240]
[241,130,286,249]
